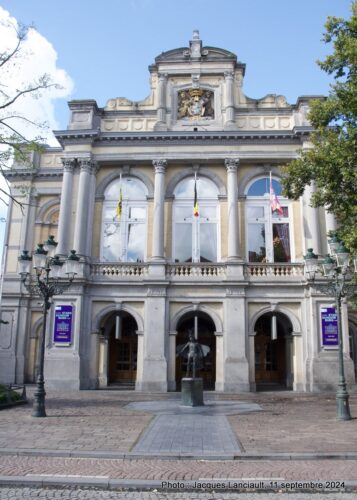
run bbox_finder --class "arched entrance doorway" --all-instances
[254,312,293,390]
[108,313,138,385]
[176,312,216,390]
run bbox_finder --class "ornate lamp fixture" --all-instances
[303,240,356,421]
[18,237,80,417]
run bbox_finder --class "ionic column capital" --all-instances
[225,158,239,173]
[153,159,167,174]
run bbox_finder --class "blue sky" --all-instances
[1,0,353,130]
[0,0,353,266]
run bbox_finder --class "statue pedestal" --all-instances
[181,378,204,406]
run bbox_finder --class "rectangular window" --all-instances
[127,224,145,262]
[248,223,266,262]
[199,205,216,219]
[102,223,121,262]
[174,223,192,262]
[272,206,289,218]
[272,223,291,262]
[128,207,146,220]
[200,223,217,262]
[247,206,265,219]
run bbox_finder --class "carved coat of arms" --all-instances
[177,88,214,120]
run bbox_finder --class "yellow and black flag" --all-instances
[116,188,122,220]
[193,174,199,217]
[116,174,123,220]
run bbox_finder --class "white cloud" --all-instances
[0,8,74,264]
[0,7,74,147]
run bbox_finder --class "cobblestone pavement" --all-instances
[0,389,356,455]
[0,489,356,499]
[0,455,357,480]
[0,388,356,494]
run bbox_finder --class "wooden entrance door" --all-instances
[109,316,137,383]
[254,315,286,385]
[255,335,285,383]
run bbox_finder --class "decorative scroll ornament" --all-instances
[177,88,214,120]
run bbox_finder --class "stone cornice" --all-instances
[53,128,100,146]
[3,168,63,181]
[53,128,310,148]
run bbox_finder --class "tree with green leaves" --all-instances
[0,19,57,209]
[282,1,357,254]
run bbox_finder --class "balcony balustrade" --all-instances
[246,263,305,279]
[90,262,305,282]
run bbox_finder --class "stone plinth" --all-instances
[181,377,204,406]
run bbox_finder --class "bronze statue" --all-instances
[177,332,205,378]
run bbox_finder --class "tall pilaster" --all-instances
[57,158,75,256]
[154,73,168,131]
[302,182,321,255]
[225,158,240,260]
[151,160,167,261]
[73,158,97,257]
[136,290,168,392]
[224,71,235,129]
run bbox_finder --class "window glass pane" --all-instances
[273,223,291,262]
[247,206,264,219]
[200,224,217,262]
[199,206,216,219]
[248,223,266,262]
[105,177,147,200]
[103,206,117,220]
[127,224,145,262]
[102,223,121,261]
[128,207,146,219]
[175,205,194,220]
[272,206,289,218]
[174,177,218,198]
[247,178,282,196]
[175,223,192,262]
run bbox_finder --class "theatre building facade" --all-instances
[1,32,356,392]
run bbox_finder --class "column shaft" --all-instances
[224,72,235,126]
[225,159,240,259]
[325,210,337,234]
[303,182,321,255]
[154,73,167,130]
[73,159,96,256]
[151,160,166,260]
[57,159,75,256]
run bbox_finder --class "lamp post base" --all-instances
[336,384,351,421]
[32,379,46,418]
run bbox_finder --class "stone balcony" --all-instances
[90,262,305,283]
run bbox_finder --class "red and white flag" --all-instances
[270,172,283,216]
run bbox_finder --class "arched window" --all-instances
[101,177,148,262]
[246,176,292,263]
[173,176,219,262]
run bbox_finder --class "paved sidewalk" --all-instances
[0,387,356,494]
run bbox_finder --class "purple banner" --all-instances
[321,307,339,347]
[53,305,73,344]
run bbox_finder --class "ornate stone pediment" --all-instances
[177,88,214,120]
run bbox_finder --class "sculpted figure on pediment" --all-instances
[177,88,214,120]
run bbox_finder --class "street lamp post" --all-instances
[18,236,80,417]
[304,242,356,421]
